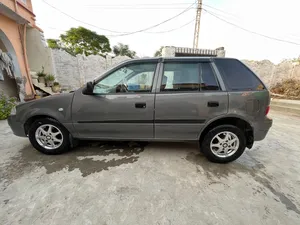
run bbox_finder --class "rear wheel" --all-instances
[201,125,246,163]
[28,118,70,155]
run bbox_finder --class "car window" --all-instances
[200,63,220,91]
[161,63,200,91]
[93,63,156,94]
[215,59,265,91]
[127,72,154,91]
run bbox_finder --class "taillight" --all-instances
[265,106,270,115]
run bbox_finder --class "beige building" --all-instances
[0,0,51,101]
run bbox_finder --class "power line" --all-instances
[78,7,197,10]
[84,3,195,7]
[42,0,196,37]
[40,19,195,36]
[146,18,195,33]
[202,3,237,18]
[203,8,300,46]
[110,2,196,37]
[38,17,196,36]
[41,0,124,34]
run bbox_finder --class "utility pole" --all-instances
[193,0,202,49]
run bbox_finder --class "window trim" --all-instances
[199,62,222,92]
[91,62,159,95]
[210,62,227,91]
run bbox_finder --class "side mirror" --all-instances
[83,81,94,95]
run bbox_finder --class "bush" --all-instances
[37,66,46,77]
[271,79,300,98]
[0,93,17,120]
[45,74,55,81]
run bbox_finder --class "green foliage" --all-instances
[53,82,60,86]
[37,66,46,77]
[113,43,136,58]
[0,93,17,120]
[60,27,111,56]
[154,47,163,57]
[45,74,55,81]
[47,39,61,49]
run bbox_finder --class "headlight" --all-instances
[10,106,16,116]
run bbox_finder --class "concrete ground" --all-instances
[0,111,300,225]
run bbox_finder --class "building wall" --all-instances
[1,0,35,25]
[162,46,225,57]
[1,0,15,11]
[51,50,82,90]
[0,38,7,50]
[0,71,19,97]
[16,0,35,25]
[51,49,130,90]
[0,14,32,96]
[26,27,54,74]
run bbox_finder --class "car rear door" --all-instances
[154,58,228,140]
[214,58,270,123]
[71,60,159,140]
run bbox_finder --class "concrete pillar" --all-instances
[216,47,226,57]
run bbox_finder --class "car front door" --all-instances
[154,59,228,140]
[72,60,159,140]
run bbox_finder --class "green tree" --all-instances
[57,27,111,56]
[113,43,136,58]
[154,47,163,57]
[47,39,61,49]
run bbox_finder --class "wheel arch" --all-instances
[199,116,254,149]
[24,115,62,135]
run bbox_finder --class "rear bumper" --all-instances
[7,115,26,137]
[254,117,273,141]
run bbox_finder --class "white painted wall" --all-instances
[26,28,55,75]
[51,49,130,90]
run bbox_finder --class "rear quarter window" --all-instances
[215,59,265,91]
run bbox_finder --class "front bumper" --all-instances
[7,115,26,137]
[254,117,273,141]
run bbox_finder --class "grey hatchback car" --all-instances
[8,57,272,163]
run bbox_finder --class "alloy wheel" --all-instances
[35,124,63,150]
[210,131,240,158]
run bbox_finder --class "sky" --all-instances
[31,0,300,63]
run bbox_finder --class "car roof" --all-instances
[121,57,235,63]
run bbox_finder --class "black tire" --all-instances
[28,118,70,155]
[200,125,246,163]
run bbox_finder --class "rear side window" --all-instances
[161,63,200,91]
[215,59,265,91]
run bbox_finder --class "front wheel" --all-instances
[201,125,246,163]
[28,118,70,155]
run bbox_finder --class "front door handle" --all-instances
[135,102,146,109]
[208,101,219,107]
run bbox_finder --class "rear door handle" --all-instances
[135,102,146,109]
[208,101,219,107]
